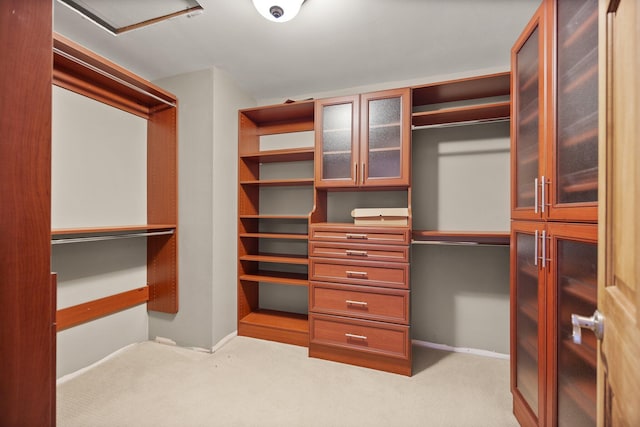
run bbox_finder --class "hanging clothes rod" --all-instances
[411,240,508,247]
[412,117,510,131]
[51,230,174,245]
[53,47,177,109]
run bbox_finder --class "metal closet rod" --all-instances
[412,117,510,131]
[411,240,507,247]
[51,229,174,245]
[53,47,177,108]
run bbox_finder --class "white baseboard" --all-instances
[56,342,139,385]
[412,339,510,360]
[211,330,238,353]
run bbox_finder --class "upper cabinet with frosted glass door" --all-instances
[315,88,410,188]
[546,0,598,222]
[512,0,598,222]
[511,4,546,221]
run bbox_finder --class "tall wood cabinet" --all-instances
[510,1,599,426]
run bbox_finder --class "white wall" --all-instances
[148,68,254,350]
[52,86,149,377]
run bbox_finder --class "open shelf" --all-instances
[412,230,510,245]
[412,101,510,128]
[240,147,314,163]
[238,309,309,347]
[240,100,314,127]
[239,270,308,287]
[239,232,308,240]
[52,224,176,236]
[239,253,309,265]
[239,178,314,186]
[239,214,309,220]
[412,72,510,106]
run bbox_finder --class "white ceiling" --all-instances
[53,0,540,101]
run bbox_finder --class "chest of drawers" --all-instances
[308,224,411,375]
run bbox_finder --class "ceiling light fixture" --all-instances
[252,0,304,23]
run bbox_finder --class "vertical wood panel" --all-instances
[0,0,54,425]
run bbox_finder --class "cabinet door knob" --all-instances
[571,310,604,344]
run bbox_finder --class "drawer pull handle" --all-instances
[345,249,368,257]
[346,300,368,307]
[345,333,367,340]
[346,233,368,240]
[346,270,368,278]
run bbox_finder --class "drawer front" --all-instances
[310,282,409,324]
[310,225,410,245]
[309,241,409,263]
[309,258,409,289]
[310,314,410,359]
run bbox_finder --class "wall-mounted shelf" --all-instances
[412,230,510,245]
[412,101,510,128]
[53,33,179,321]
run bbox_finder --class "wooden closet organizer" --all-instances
[237,72,512,376]
[52,34,179,330]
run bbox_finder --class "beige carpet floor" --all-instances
[57,336,518,427]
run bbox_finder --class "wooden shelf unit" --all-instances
[52,34,179,327]
[411,72,511,245]
[238,100,315,346]
[411,72,511,127]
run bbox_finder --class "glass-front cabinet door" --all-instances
[315,95,360,188]
[511,221,546,425]
[547,223,597,427]
[548,0,598,221]
[360,88,410,187]
[315,89,410,189]
[511,5,545,220]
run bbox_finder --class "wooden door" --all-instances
[598,0,640,425]
[511,220,547,427]
[511,3,547,221]
[0,0,54,425]
[545,223,598,427]
[547,0,599,223]
[360,88,411,187]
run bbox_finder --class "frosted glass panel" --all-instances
[321,103,353,181]
[556,239,597,426]
[515,232,539,416]
[368,97,402,178]
[515,27,540,209]
[556,0,598,205]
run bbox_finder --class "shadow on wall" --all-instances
[410,244,511,355]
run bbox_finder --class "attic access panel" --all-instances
[58,0,203,35]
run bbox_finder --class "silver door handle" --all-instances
[571,310,604,344]
[534,177,539,214]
